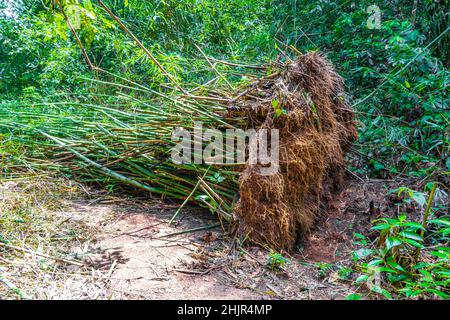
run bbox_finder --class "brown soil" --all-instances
[2,178,410,300]
[299,178,416,263]
[65,197,353,299]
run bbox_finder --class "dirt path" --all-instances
[57,195,358,300]
[3,179,379,300]
[71,202,262,299]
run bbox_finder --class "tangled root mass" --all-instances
[232,52,358,251]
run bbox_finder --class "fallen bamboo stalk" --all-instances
[194,43,234,90]
[157,223,222,238]
[206,57,267,70]
[169,169,211,224]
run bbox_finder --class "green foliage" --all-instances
[352,184,450,299]
[345,293,362,300]
[2,0,448,178]
[315,262,333,279]
[275,0,449,178]
[1,0,448,301]
[266,251,290,271]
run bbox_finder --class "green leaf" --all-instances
[367,259,383,267]
[353,232,366,239]
[353,248,373,260]
[371,223,390,231]
[271,99,279,108]
[378,267,397,273]
[194,194,210,202]
[385,237,402,250]
[429,219,450,227]
[427,289,449,299]
[386,258,406,273]
[373,161,384,171]
[345,293,362,300]
[419,269,433,280]
[404,80,411,88]
[388,274,408,282]
[403,238,424,248]
[211,172,225,183]
[355,274,369,283]
[435,270,450,278]
[399,231,423,242]
[403,222,426,231]
[441,227,450,236]
[371,286,392,299]
[425,182,435,192]
[430,251,448,259]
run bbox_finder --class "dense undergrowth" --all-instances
[350,182,450,299]
[1,0,448,179]
[1,0,449,299]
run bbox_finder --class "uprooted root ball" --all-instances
[232,52,357,251]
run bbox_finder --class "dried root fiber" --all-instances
[232,52,357,251]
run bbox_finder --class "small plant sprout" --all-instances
[266,251,290,271]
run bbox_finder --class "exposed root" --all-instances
[232,52,357,250]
